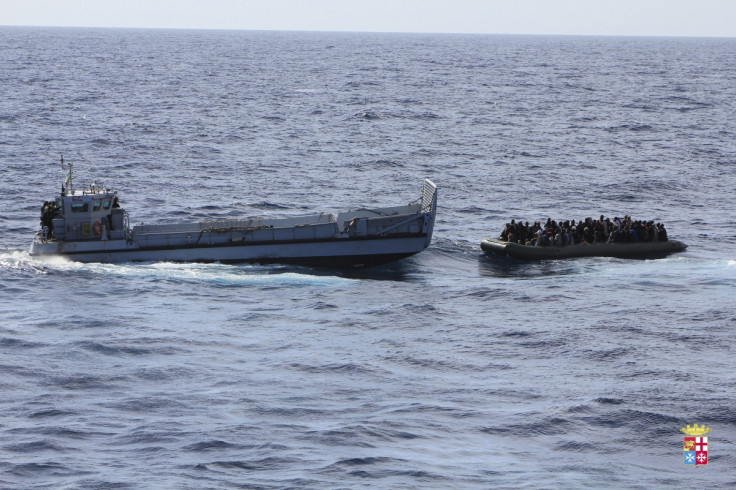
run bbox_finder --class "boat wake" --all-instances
[0,250,57,275]
[2,248,732,289]
[0,250,355,288]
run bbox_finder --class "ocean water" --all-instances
[1,27,735,488]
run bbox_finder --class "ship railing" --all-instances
[123,211,133,241]
[420,179,437,213]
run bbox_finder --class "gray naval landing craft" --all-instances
[30,168,437,269]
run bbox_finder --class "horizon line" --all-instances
[2,24,735,39]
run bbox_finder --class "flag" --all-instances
[64,173,71,188]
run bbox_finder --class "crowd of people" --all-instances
[498,215,669,247]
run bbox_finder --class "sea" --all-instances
[0,27,735,488]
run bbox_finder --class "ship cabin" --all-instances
[43,185,129,242]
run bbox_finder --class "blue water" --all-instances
[1,27,735,488]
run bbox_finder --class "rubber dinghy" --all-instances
[481,238,687,260]
[30,162,437,269]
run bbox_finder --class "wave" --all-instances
[245,201,291,210]
[354,110,381,120]
[0,250,355,288]
[0,250,51,275]
[605,123,656,132]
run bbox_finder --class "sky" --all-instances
[1,0,735,37]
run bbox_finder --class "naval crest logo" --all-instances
[681,424,710,465]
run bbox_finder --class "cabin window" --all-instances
[93,201,102,211]
[71,202,89,213]
[102,199,111,210]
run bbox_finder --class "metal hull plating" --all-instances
[481,238,687,260]
[29,235,431,268]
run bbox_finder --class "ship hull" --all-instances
[29,235,430,268]
[481,238,687,260]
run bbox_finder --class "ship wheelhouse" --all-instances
[43,185,129,242]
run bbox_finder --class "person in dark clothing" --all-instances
[40,201,55,237]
